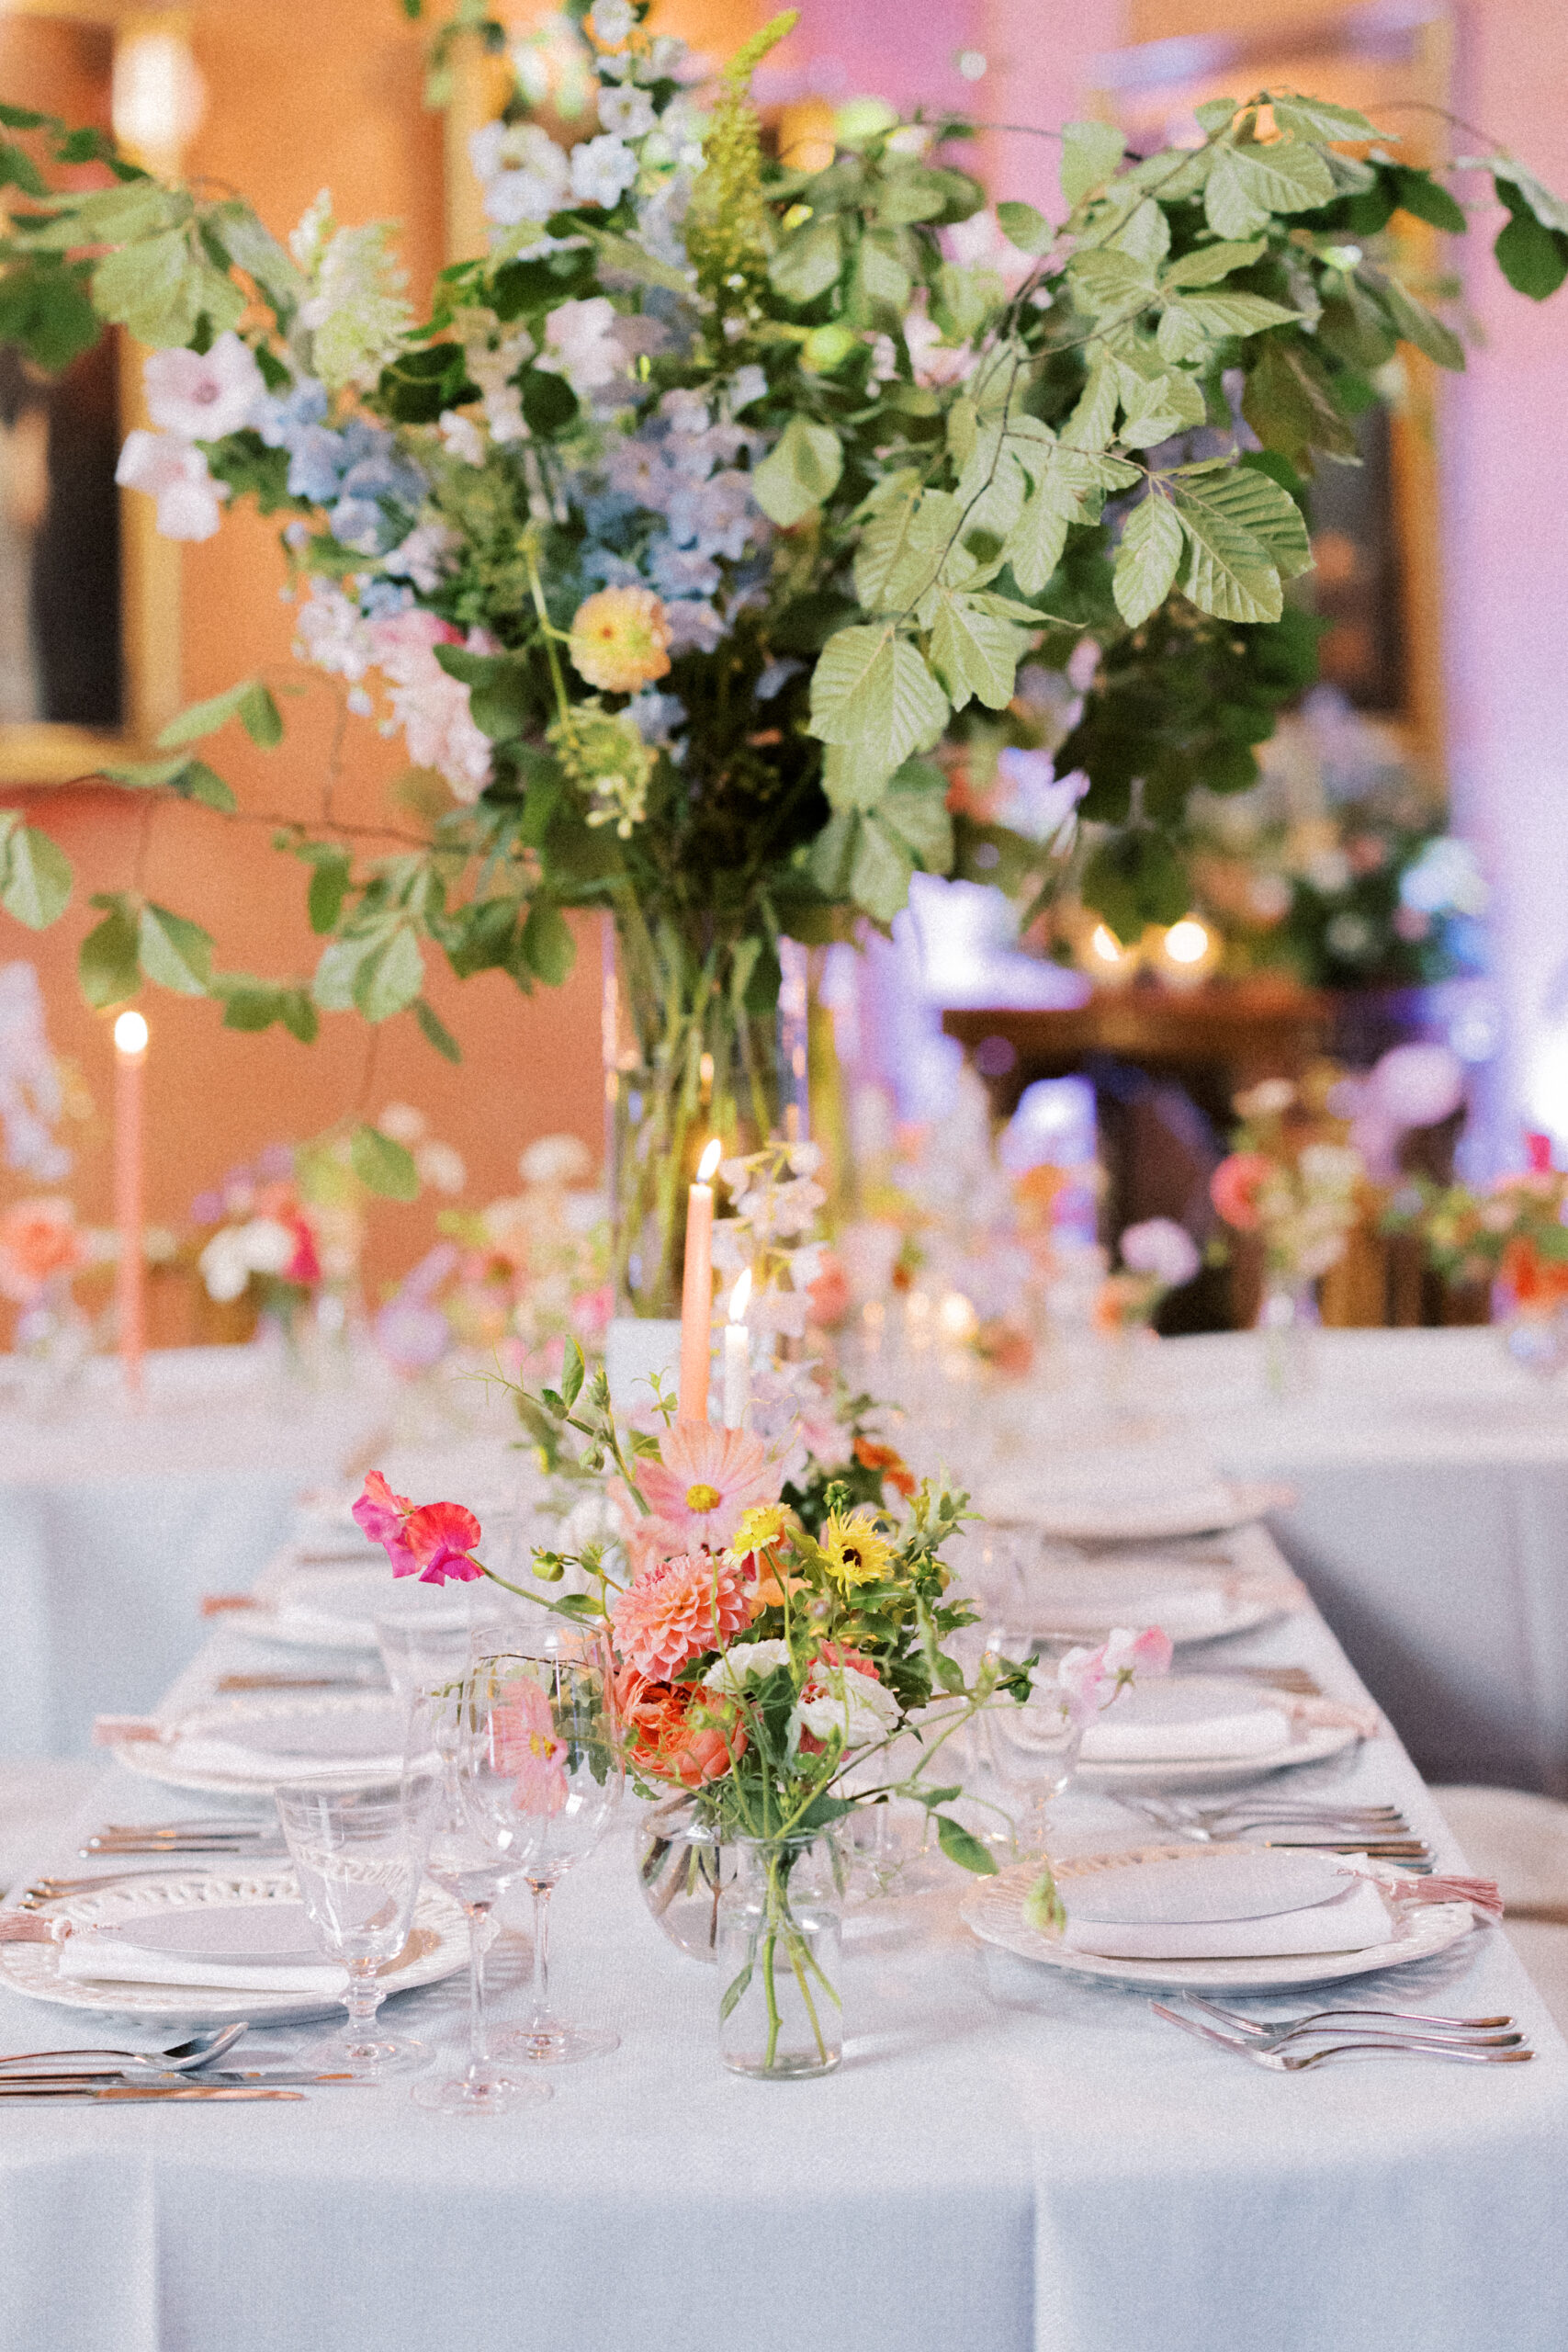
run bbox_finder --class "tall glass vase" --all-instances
[602,910,804,1317]
[1255,1272,1319,1400]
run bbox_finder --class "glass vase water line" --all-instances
[716,1829,844,2080]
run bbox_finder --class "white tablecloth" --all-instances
[0,1351,393,1758]
[2,1587,1566,2352]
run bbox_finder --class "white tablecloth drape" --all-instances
[2,1588,1565,2352]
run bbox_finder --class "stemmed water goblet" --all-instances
[460,1623,624,2065]
[982,1637,1085,1859]
[274,1774,440,2080]
[405,1679,550,2116]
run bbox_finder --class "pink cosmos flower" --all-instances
[368,610,497,802]
[491,1677,568,1815]
[636,1421,782,1553]
[611,1549,754,1679]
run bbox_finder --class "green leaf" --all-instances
[178,761,238,813]
[1060,119,1125,209]
[1193,96,1240,134]
[879,760,953,870]
[849,227,912,324]
[1242,334,1359,470]
[156,677,268,751]
[307,853,351,935]
[91,228,209,347]
[78,900,141,1008]
[1495,207,1568,300]
[1178,290,1301,338]
[0,103,53,130]
[750,414,843,529]
[1066,245,1157,317]
[1205,141,1334,240]
[238,682,284,748]
[0,255,102,372]
[1491,155,1568,238]
[217,978,284,1033]
[1197,461,1312,575]
[768,216,843,305]
[1160,236,1268,289]
[1113,491,1184,627]
[278,989,320,1045]
[718,1961,753,2024]
[311,932,376,1012]
[928,592,1030,712]
[0,821,70,928]
[0,140,47,198]
[580,225,690,296]
[1171,484,1282,625]
[808,626,950,781]
[137,902,213,995]
[1266,94,1381,142]
[1391,167,1466,234]
[353,925,423,1022]
[848,812,914,925]
[1021,1863,1066,1935]
[521,898,576,987]
[1008,490,1073,596]
[433,648,532,742]
[875,162,954,226]
[209,200,308,324]
[934,1815,998,1876]
[351,1123,419,1202]
[1374,272,1465,369]
[1081,830,1190,937]
[414,998,462,1063]
[1062,356,1119,452]
[995,199,1052,255]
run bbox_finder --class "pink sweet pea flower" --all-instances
[285,1216,322,1286]
[1210,1151,1271,1232]
[353,1469,421,1577]
[404,1499,484,1584]
[491,1678,568,1815]
[637,1421,782,1553]
[1055,1624,1171,1723]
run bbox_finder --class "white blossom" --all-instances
[570,134,638,209]
[588,0,635,45]
[114,430,228,541]
[438,409,487,466]
[702,1640,794,1692]
[384,517,460,594]
[143,333,265,442]
[294,582,375,681]
[598,85,655,139]
[538,296,625,394]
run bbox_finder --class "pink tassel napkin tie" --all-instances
[92,1715,164,1747]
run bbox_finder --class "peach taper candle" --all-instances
[679,1136,722,1421]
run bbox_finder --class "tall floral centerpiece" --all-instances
[351,1344,1168,2075]
[1,8,1562,1301]
[1211,1072,1365,1388]
[1386,1136,1568,1376]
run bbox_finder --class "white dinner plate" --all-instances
[1067,1673,1364,1792]
[961,1847,1478,1995]
[111,1690,409,1798]
[999,1480,1293,1546]
[0,1870,468,2027]
[1073,1721,1360,1792]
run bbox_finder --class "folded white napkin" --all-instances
[1078,1679,1292,1764]
[58,1902,346,1996]
[164,1736,406,1785]
[1062,1874,1392,1961]
[159,1695,409,1786]
[1033,1580,1240,1644]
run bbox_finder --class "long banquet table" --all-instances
[3,1561,1566,2352]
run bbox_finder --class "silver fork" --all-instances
[1182,1994,1515,2042]
[1126,1795,1408,1830]
[22,1866,265,1905]
[1152,2007,1533,2070]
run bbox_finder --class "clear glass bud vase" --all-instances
[717,1830,843,2079]
[602,913,807,1317]
[1255,1272,1319,1400]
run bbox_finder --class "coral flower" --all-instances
[637,1420,782,1552]
[611,1549,754,1679]
[567,584,672,693]
[491,1677,568,1815]
[1500,1237,1568,1314]
[1210,1150,1272,1232]
[852,1436,916,1500]
[615,1666,744,1787]
[0,1197,87,1306]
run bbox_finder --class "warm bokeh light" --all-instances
[113,1010,149,1057]
[937,1289,978,1342]
[1090,924,1125,964]
[111,29,206,166]
[697,1137,723,1183]
[1164,918,1213,966]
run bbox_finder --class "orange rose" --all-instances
[0,1197,87,1306]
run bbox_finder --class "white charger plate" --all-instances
[961,1846,1476,1995]
[111,1690,408,1799]
[1012,1480,1294,1545]
[0,1870,468,2027]
[1069,1674,1363,1792]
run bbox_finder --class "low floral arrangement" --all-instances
[1384,1136,1568,1318]
[1209,1072,1366,1290]
[374,1130,611,1378]
[194,1105,464,1314]
[0,1193,94,1312]
[351,1341,1168,2069]
[1095,1215,1201,1333]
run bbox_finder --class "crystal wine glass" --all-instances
[374,1583,512,1707]
[462,1625,624,2065]
[983,1641,1085,1860]
[274,1776,439,2079]
[405,1679,549,2115]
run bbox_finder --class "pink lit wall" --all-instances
[1443,0,1568,1167]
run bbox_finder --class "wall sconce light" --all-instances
[112,20,206,175]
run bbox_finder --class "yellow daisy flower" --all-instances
[567,585,672,694]
[731,1501,790,1557]
[818,1507,896,1590]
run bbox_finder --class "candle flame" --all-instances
[697,1136,722,1183]
[728,1267,752,1325]
[113,1010,149,1056]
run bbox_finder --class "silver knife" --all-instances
[0,2082,303,2102]
[0,2070,356,2090]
